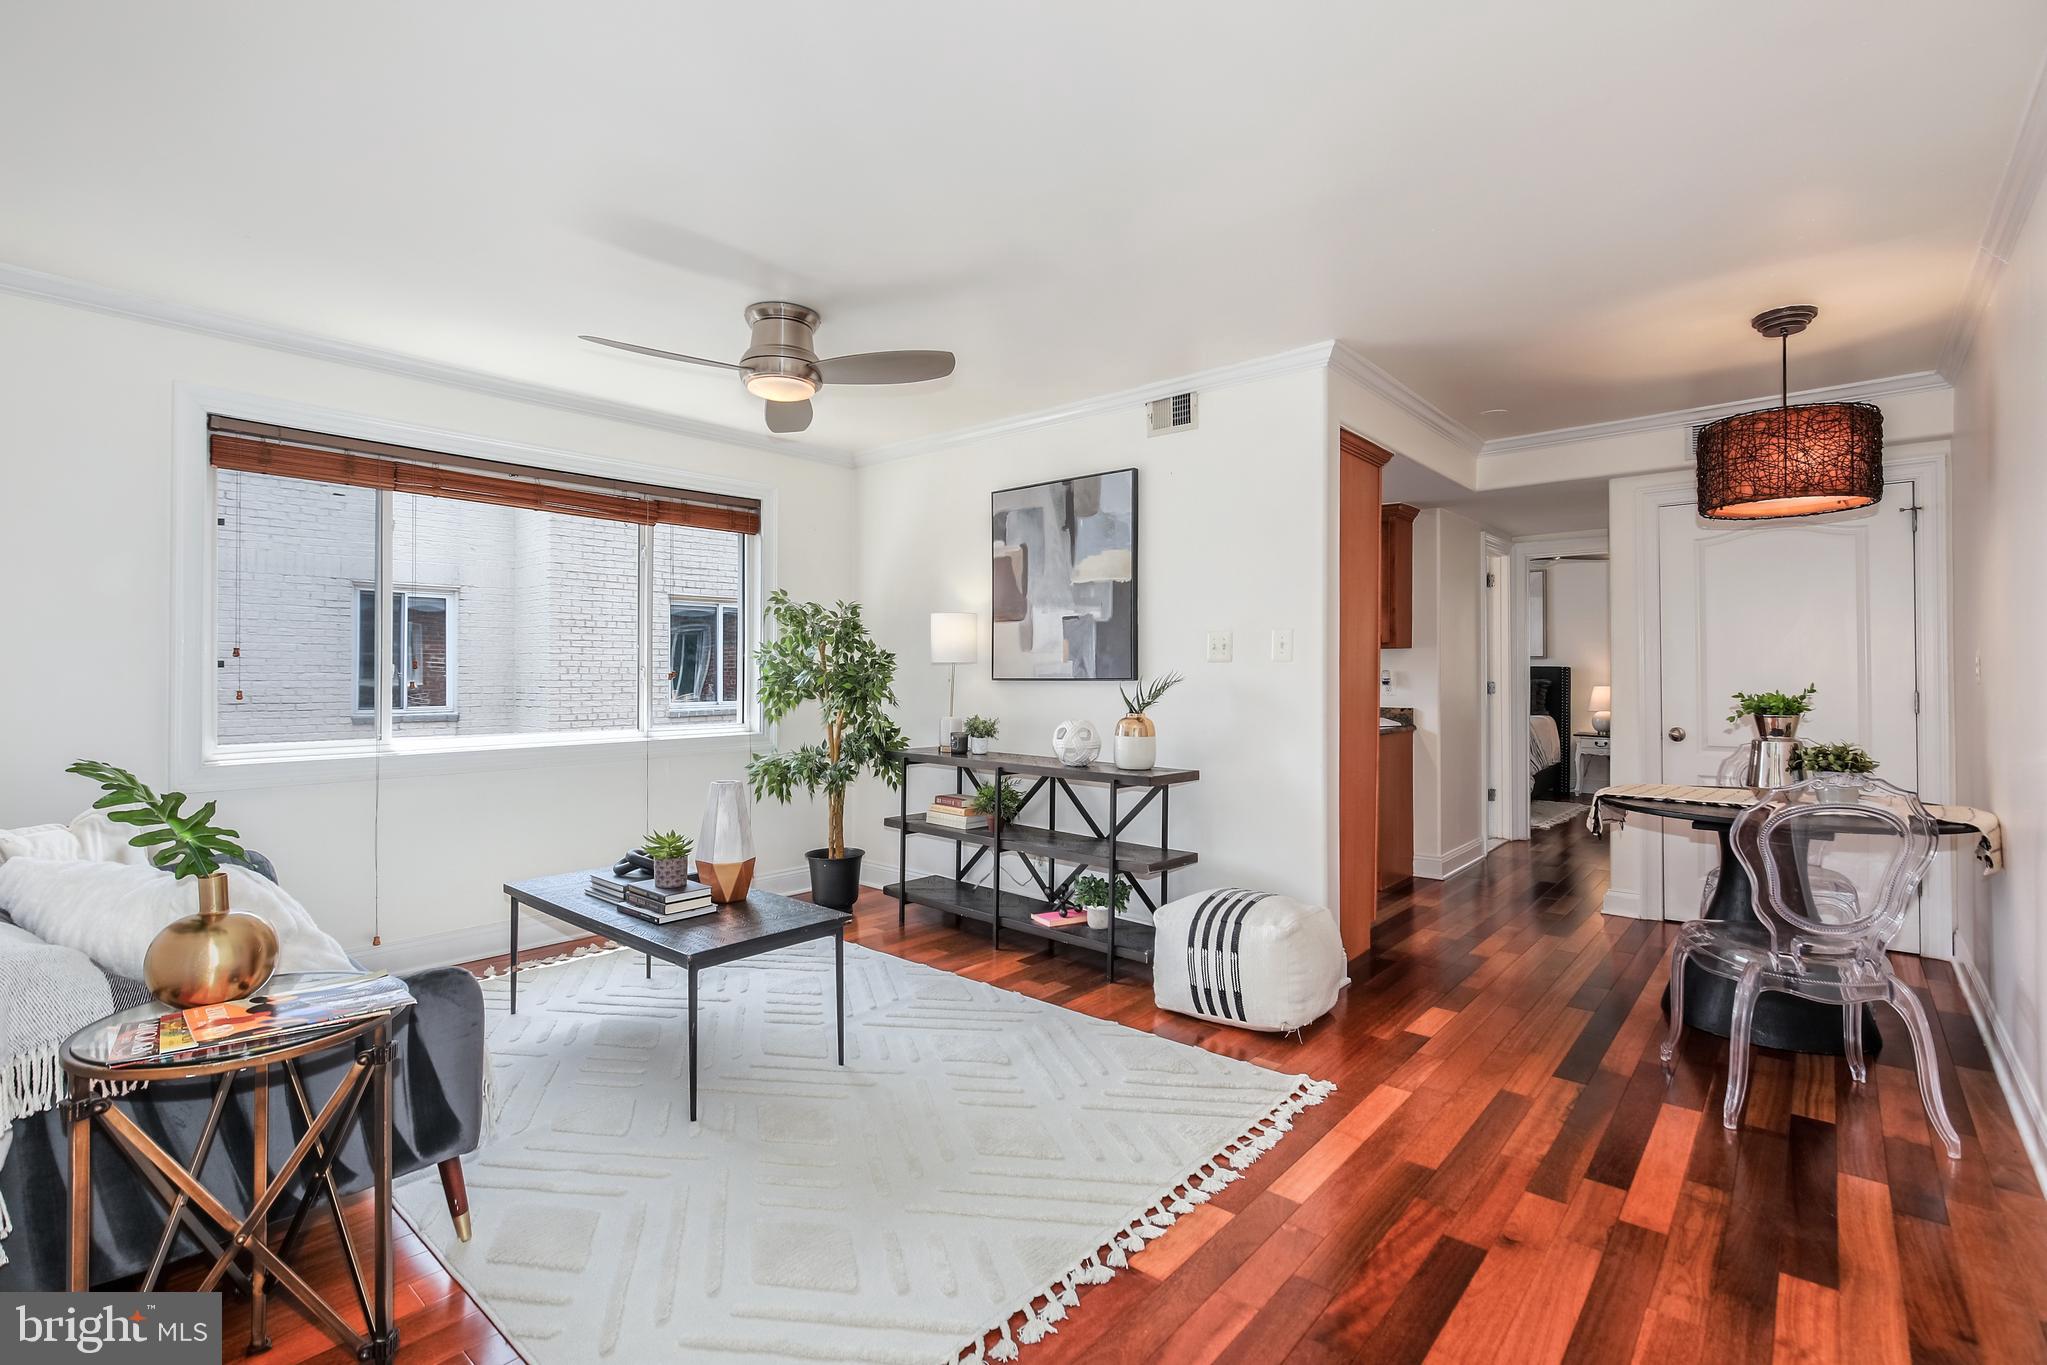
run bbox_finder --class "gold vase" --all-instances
[143,870,280,1008]
[1113,712,1157,771]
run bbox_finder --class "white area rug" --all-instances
[1529,799,1588,830]
[396,943,1330,1365]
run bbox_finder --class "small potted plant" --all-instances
[1071,872,1130,931]
[1726,683,1818,740]
[1114,670,1184,771]
[969,777,1026,827]
[1798,740,1877,775]
[963,715,999,757]
[748,590,909,910]
[643,829,694,892]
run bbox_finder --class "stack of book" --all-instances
[108,973,415,1067]
[587,871,640,906]
[619,878,718,925]
[924,791,989,831]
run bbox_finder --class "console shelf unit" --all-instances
[882,747,1200,982]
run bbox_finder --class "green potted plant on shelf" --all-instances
[1070,872,1131,931]
[1115,671,1184,771]
[642,829,694,892]
[748,590,909,910]
[67,759,276,1007]
[963,715,1000,757]
[969,777,1026,827]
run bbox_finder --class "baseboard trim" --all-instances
[351,864,813,972]
[1953,955,2047,1195]
[1413,838,1488,881]
[1600,888,1649,921]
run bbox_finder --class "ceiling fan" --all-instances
[580,302,955,434]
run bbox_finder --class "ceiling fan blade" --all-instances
[764,398,813,434]
[579,335,744,372]
[816,350,955,385]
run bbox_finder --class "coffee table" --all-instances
[503,871,848,1121]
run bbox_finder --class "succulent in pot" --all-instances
[1071,872,1131,931]
[963,715,999,757]
[643,829,695,892]
[68,759,276,1008]
[1114,671,1184,771]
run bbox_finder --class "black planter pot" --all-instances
[806,847,864,910]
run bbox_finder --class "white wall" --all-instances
[1381,509,1485,875]
[1950,167,2047,1171]
[852,365,1336,912]
[0,290,859,967]
[1531,557,1609,740]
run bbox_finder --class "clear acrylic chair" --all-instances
[1659,775,1960,1158]
[1695,744,1763,913]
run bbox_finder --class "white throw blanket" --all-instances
[0,859,355,981]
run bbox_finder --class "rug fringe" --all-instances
[948,1072,1335,1364]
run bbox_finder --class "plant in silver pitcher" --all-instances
[1725,684,1817,788]
[67,759,277,1008]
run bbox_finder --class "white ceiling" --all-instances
[2,3,2041,456]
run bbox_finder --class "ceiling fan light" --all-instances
[745,371,818,403]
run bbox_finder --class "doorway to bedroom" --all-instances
[1502,531,1610,840]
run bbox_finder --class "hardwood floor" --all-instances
[180,820,2047,1364]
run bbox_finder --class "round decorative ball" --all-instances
[1051,718,1102,767]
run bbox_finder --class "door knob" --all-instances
[1668,726,1686,742]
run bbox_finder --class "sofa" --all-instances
[0,851,487,1291]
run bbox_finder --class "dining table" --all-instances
[1591,789,1994,1057]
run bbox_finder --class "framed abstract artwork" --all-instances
[991,468,1138,679]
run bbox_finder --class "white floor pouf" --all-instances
[1152,888,1348,1031]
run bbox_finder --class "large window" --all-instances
[210,420,760,756]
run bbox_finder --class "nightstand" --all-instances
[1572,732,1611,794]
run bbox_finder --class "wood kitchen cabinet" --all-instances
[1381,503,1418,649]
[1378,724,1414,891]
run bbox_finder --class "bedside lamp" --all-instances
[1589,685,1612,736]
[930,612,976,746]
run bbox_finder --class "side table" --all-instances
[1572,732,1612,795]
[62,976,411,1363]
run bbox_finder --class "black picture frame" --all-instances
[990,467,1139,681]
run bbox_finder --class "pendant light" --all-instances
[1695,306,1882,520]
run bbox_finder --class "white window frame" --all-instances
[172,385,775,787]
[666,595,742,718]
[353,586,460,718]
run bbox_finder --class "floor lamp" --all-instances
[930,612,976,746]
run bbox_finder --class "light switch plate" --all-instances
[1270,629,1294,662]
[1205,630,1233,663]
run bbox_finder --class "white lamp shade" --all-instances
[1588,685,1612,713]
[930,612,977,665]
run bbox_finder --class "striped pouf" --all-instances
[1151,888,1348,1033]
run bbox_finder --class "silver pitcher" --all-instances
[1749,713,1802,788]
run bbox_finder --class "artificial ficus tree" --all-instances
[746,590,909,859]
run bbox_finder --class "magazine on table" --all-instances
[108,973,414,1066]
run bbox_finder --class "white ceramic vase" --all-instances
[696,780,755,902]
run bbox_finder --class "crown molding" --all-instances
[855,341,1343,467]
[1326,341,1483,453]
[0,261,857,467]
[1939,48,2047,380]
[1475,370,1949,457]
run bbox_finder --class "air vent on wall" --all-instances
[1146,391,1198,436]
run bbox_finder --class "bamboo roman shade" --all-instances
[207,417,761,535]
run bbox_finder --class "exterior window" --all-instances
[208,423,759,756]
[670,601,741,711]
[354,589,456,716]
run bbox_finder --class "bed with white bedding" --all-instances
[1528,665,1571,800]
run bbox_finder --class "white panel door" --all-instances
[1655,487,1923,948]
